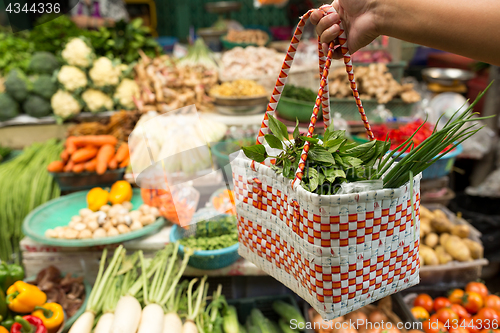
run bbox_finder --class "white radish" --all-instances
[94,313,115,333]
[68,311,95,333]
[182,320,198,333]
[163,312,183,333]
[138,304,164,333]
[110,295,142,333]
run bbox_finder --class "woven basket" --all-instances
[230,4,420,320]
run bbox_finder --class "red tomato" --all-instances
[461,318,480,333]
[449,328,470,333]
[435,297,453,312]
[423,318,448,333]
[476,308,500,327]
[416,294,435,313]
[451,304,472,320]
[463,293,485,314]
[413,306,431,322]
[465,282,489,300]
[449,290,465,305]
[484,295,500,313]
[437,308,460,325]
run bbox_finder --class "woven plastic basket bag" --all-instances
[230,4,421,320]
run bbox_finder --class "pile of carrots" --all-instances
[47,135,130,175]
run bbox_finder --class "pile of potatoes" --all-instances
[45,203,160,240]
[419,206,483,266]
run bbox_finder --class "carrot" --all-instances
[73,135,118,147]
[96,144,115,175]
[85,158,97,172]
[114,143,129,163]
[47,161,64,173]
[73,163,85,173]
[71,146,98,163]
[119,157,129,168]
[63,160,75,173]
[108,157,118,170]
[66,136,77,155]
[60,150,69,163]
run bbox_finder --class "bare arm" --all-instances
[311,0,500,66]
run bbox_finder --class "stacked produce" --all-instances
[0,140,62,262]
[411,282,500,333]
[220,46,285,81]
[210,79,267,98]
[134,39,217,113]
[179,215,238,251]
[329,63,421,104]
[419,206,483,266]
[223,29,269,46]
[47,136,130,175]
[211,189,236,215]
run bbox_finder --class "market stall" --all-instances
[1,2,500,333]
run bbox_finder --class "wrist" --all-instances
[371,0,391,36]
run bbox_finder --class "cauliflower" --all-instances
[62,38,94,68]
[114,78,140,109]
[82,89,114,113]
[89,57,121,88]
[57,65,87,92]
[51,90,81,120]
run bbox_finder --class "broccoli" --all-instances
[31,75,57,99]
[28,51,59,75]
[5,69,29,102]
[23,95,52,118]
[0,93,20,121]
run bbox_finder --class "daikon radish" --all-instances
[68,312,95,333]
[138,304,164,333]
[110,295,142,333]
[94,313,114,333]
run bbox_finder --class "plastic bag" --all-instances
[337,180,383,194]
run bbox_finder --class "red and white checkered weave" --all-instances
[231,154,421,319]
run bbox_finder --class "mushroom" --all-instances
[93,228,106,238]
[69,220,79,228]
[139,204,151,215]
[123,215,132,226]
[74,222,87,231]
[140,214,156,226]
[149,207,160,218]
[130,220,143,231]
[117,224,131,234]
[110,217,119,227]
[64,228,79,239]
[122,202,133,211]
[107,227,119,237]
[71,215,83,223]
[116,215,125,225]
[54,227,66,238]
[78,229,93,239]
[87,221,99,232]
[96,211,107,225]
[79,208,93,217]
[129,211,142,221]
[45,229,57,238]
[103,221,113,232]
[99,204,111,213]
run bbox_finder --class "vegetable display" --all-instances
[220,47,285,81]
[411,282,500,333]
[0,264,24,293]
[329,63,421,104]
[419,206,483,265]
[0,140,62,262]
[179,215,238,251]
[210,80,267,98]
[223,30,269,46]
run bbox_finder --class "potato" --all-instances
[431,217,452,233]
[435,246,453,264]
[424,233,439,248]
[420,246,439,265]
[451,224,470,238]
[445,235,472,261]
[439,233,450,246]
[420,222,431,237]
[345,311,367,329]
[420,206,435,220]
[462,238,483,259]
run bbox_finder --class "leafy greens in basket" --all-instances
[242,84,493,194]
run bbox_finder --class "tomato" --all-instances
[435,297,453,312]
[476,308,500,324]
[463,292,485,314]
[484,295,500,313]
[437,308,460,325]
[461,318,480,333]
[423,318,448,333]
[465,282,489,300]
[451,304,472,320]
[416,294,435,313]
[413,306,431,322]
[449,289,465,305]
[449,328,470,333]
[479,330,500,333]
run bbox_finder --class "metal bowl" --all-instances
[205,1,242,14]
[422,67,474,86]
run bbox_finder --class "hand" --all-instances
[310,0,381,59]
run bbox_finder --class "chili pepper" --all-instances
[0,289,7,320]
[31,304,63,333]
[10,316,47,333]
[6,282,46,314]
[0,263,24,293]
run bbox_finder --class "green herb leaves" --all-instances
[242,145,267,163]
[268,115,289,141]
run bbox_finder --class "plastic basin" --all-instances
[276,97,322,123]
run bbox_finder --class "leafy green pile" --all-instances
[282,85,317,103]
[0,30,34,75]
[179,215,238,251]
[29,15,85,54]
[242,84,492,194]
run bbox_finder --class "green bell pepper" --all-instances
[0,263,24,292]
[0,289,6,320]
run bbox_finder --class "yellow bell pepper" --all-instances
[0,326,8,333]
[6,281,47,313]
[109,181,133,205]
[87,187,109,211]
[32,303,64,333]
